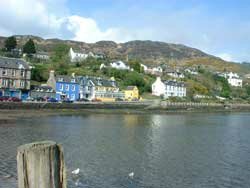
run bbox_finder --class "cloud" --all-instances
[0,0,249,62]
[0,0,133,42]
[64,15,134,43]
[217,53,234,62]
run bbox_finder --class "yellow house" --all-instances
[124,86,139,101]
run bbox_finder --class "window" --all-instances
[20,69,25,77]
[20,81,25,88]
[71,94,75,100]
[58,78,64,82]
[71,79,75,82]
[59,84,63,90]
[2,69,7,76]
[65,85,69,91]
[72,85,75,91]
[12,80,16,87]
[2,79,8,87]
[12,70,16,77]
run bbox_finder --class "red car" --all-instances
[9,97,22,102]
[0,96,10,102]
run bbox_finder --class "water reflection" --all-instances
[1,113,250,188]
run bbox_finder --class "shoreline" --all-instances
[0,105,250,123]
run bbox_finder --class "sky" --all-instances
[0,0,249,62]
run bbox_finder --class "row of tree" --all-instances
[4,36,36,55]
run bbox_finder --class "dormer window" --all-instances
[71,79,75,82]
[58,78,64,82]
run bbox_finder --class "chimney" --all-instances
[47,70,56,90]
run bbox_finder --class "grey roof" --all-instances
[0,56,30,69]
[77,76,117,87]
[56,75,77,83]
[164,80,185,87]
[32,85,55,92]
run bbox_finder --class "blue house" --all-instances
[55,74,80,101]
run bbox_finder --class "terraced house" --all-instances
[46,71,80,101]
[78,76,123,101]
[0,57,31,99]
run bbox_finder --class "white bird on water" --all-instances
[128,172,134,178]
[72,168,80,175]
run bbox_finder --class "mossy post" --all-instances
[17,141,66,188]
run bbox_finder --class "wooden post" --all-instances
[17,141,67,188]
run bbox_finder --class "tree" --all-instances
[23,39,36,54]
[4,36,17,51]
[128,59,142,73]
[51,44,70,75]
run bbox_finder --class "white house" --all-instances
[185,68,198,75]
[152,66,163,73]
[152,77,166,96]
[69,48,88,62]
[165,69,185,78]
[152,77,186,98]
[110,61,131,70]
[99,63,107,70]
[220,72,242,87]
[144,66,163,76]
[140,64,148,71]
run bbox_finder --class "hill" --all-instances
[1,35,249,74]
[0,35,212,62]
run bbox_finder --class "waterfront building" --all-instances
[30,85,56,99]
[152,77,186,98]
[78,76,122,101]
[55,74,80,101]
[0,56,31,99]
[124,86,139,101]
[46,70,80,101]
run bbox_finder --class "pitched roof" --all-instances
[126,86,137,90]
[77,76,117,87]
[0,56,30,69]
[31,85,55,92]
[55,75,77,83]
[164,80,185,87]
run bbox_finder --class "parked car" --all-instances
[47,98,58,103]
[0,96,10,102]
[77,98,90,102]
[34,97,46,102]
[62,99,73,103]
[9,97,22,102]
[25,97,35,102]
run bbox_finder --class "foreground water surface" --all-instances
[1,112,250,188]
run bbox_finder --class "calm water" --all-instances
[1,112,250,188]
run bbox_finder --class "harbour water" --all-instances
[1,112,250,188]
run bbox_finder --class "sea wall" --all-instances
[0,101,250,112]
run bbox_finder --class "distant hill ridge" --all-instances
[0,35,214,62]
